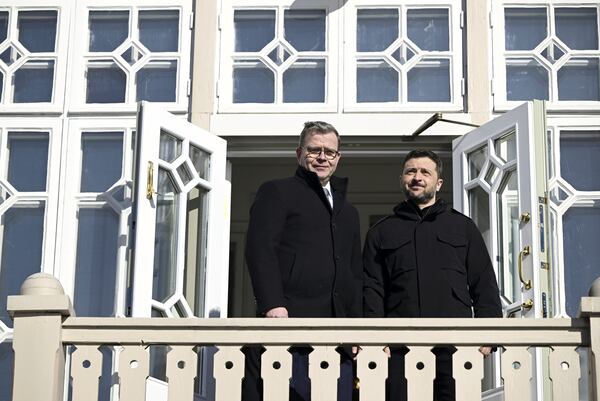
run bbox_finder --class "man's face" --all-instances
[296,131,340,185]
[401,157,443,207]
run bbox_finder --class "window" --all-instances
[344,1,463,111]
[0,5,67,111]
[546,123,600,317]
[69,1,192,112]
[218,0,339,112]
[492,2,600,110]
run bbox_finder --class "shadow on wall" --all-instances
[290,0,348,12]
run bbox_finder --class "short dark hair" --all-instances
[299,121,341,148]
[403,150,443,178]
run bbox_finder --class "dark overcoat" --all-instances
[245,166,362,318]
[363,199,502,319]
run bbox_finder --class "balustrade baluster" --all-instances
[71,345,102,401]
[308,345,340,401]
[214,345,245,401]
[405,346,435,401]
[356,346,388,401]
[452,347,484,401]
[262,345,293,401]
[166,346,198,401]
[118,345,150,401]
[502,347,533,401]
[549,346,580,401]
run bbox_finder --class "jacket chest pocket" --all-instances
[380,237,415,278]
[436,233,468,272]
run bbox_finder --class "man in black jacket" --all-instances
[363,150,502,401]
[244,121,362,401]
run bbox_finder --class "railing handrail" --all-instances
[59,316,590,346]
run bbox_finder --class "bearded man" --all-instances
[362,149,502,401]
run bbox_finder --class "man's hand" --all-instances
[479,346,492,357]
[265,307,289,318]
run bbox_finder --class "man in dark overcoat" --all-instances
[244,121,362,401]
[363,149,502,401]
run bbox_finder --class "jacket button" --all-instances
[331,223,336,230]
[335,255,340,261]
[333,291,339,297]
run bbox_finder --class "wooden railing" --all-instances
[8,273,600,401]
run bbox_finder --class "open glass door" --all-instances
[453,100,550,400]
[132,102,231,320]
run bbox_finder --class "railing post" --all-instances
[7,273,73,401]
[580,277,600,401]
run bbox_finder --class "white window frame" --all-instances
[55,118,135,318]
[218,0,340,113]
[0,118,62,278]
[67,0,192,114]
[545,116,600,317]
[343,0,463,112]
[491,0,600,112]
[0,1,69,114]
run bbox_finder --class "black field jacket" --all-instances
[363,199,502,318]
[246,167,362,318]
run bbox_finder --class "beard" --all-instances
[403,185,436,205]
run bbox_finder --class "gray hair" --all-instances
[298,121,341,148]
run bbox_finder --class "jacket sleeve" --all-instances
[465,221,503,318]
[362,229,385,317]
[245,181,288,315]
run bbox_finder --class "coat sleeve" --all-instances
[465,221,503,318]
[245,181,288,315]
[362,229,385,317]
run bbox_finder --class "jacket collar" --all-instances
[393,198,448,221]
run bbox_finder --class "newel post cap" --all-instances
[589,277,600,297]
[7,273,74,318]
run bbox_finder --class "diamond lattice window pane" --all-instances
[0,46,22,66]
[283,59,325,103]
[89,10,129,52]
[139,10,180,52]
[86,61,126,103]
[233,60,274,103]
[407,8,449,51]
[504,8,547,50]
[357,9,398,52]
[121,44,145,66]
[0,11,8,44]
[18,10,57,52]
[506,58,549,101]
[560,130,600,191]
[268,45,291,66]
[407,58,450,102]
[357,59,398,102]
[13,60,55,103]
[556,8,598,50]
[136,60,177,102]
[392,44,415,65]
[234,10,275,52]
[284,9,325,52]
[80,132,124,193]
[558,58,600,101]
[541,43,565,64]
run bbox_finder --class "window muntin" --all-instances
[345,2,462,111]
[0,8,60,105]
[494,2,600,109]
[231,8,327,104]
[84,8,181,104]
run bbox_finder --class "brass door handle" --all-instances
[518,245,532,290]
[146,161,154,199]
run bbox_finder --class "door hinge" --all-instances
[489,11,493,28]
[189,12,194,30]
[215,80,220,98]
[490,79,494,95]
[460,11,464,29]
[539,196,548,204]
[217,14,222,31]
[186,79,191,97]
[461,78,465,96]
[540,262,550,270]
